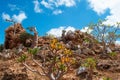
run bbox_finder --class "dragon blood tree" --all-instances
[18,38,76,80]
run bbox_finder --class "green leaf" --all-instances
[59,64,66,71]
[17,54,27,62]
[28,48,39,55]
[82,57,96,69]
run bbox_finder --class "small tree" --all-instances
[18,38,75,80]
[89,20,120,54]
[6,19,16,36]
[27,27,38,48]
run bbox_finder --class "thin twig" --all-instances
[23,62,45,76]
[32,58,47,75]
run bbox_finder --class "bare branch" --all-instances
[23,62,46,76]
[32,58,47,75]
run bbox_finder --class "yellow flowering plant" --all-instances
[48,38,76,79]
[18,38,76,80]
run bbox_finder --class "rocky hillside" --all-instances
[0,23,120,80]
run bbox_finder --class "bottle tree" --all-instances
[18,38,76,80]
[27,27,38,48]
[89,20,120,54]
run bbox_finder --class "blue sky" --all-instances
[0,0,120,44]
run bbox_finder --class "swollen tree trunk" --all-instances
[61,30,66,42]
[102,41,107,54]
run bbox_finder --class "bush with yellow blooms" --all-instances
[18,38,76,80]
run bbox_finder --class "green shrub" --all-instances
[82,57,96,69]
[103,77,112,80]
[19,32,33,47]
[17,54,27,62]
[109,52,117,57]
[28,48,39,55]
[84,38,90,42]
[81,57,96,80]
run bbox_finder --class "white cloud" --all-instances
[2,12,27,23]
[2,13,11,20]
[33,0,42,13]
[115,40,120,44]
[55,0,76,7]
[8,4,20,11]
[47,26,76,37]
[53,9,62,15]
[81,27,93,34]
[12,12,27,23]
[88,0,120,25]
[33,0,80,14]
[88,0,109,15]
[41,0,53,9]
[41,0,77,8]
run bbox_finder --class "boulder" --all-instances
[97,60,120,72]
[76,66,88,79]
[1,72,28,80]
[65,30,76,41]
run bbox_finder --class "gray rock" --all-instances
[107,47,112,53]
[76,49,82,55]
[76,66,86,75]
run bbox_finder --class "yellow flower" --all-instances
[56,43,63,49]
[65,57,70,62]
[70,58,76,64]
[51,38,57,44]
[64,49,72,55]
[61,57,65,64]
[50,43,56,49]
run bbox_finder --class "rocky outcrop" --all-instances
[4,23,51,49]
[96,60,120,72]
[4,23,25,49]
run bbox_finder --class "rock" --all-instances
[77,45,81,48]
[82,48,92,55]
[76,66,88,79]
[4,23,25,49]
[25,38,32,47]
[76,66,87,75]
[65,41,73,49]
[75,49,82,55]
[97,60,111,71]
[106,47,112,53]
[0,50,12,59]
[92,45,103,54]
[1,72,28,80]
[99,54,110,59]
[65,30,76,41]
[97,60,120,72]
[114,66,120,72]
